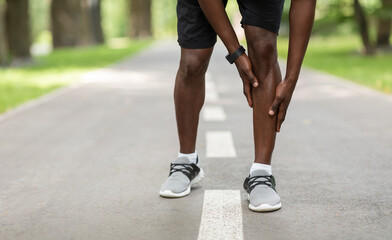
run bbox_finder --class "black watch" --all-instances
[225,45,246,64]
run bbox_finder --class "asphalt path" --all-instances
[0,41,391,240]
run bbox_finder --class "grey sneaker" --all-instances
[243,169,282,212]
[159,157,204,198]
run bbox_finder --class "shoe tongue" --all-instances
[174,157,191,164]
[250,169,270,177]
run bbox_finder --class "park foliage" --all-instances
[0,0,391,114]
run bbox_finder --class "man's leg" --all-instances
[242,25,282,212]
[159,47,213,198]
[174,47,214,154]
[245,25,282,165]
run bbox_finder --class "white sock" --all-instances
[178,150,198,164]
[250,163,272,175]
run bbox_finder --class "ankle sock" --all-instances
[250,163,272,175]
[178,150,198,165]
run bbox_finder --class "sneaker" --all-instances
[159,157,204,198]
[243,169,282,212]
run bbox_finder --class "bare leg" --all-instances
[174,47,214,154]
[244,26,282,165]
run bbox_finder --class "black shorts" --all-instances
[177,0,285,49]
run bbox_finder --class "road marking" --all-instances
[206,81,217,93]
[205,72,213,84]
[205,91,219,103]
[203,106,227,122]
[205,73,219,103]
[206,131,236,158]
[198,190,243,240]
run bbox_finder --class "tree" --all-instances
[51,0,83,48]
[353,0,374,55]
[376,0,392,48]
[80,0,104,44]
[5,0,31,59]
[51,0,104,48]
[129,0,152,38]
[0,0,8,65]
[89,0,104,43]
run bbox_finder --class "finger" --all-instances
[247,70,259,88]
[243,81,253,108]
[269,96,282,116]
[276,107,287,132]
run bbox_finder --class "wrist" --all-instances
[283,76,297,91]
[227,43,241,54]
[284,74,298,83]
[226,45,246,64]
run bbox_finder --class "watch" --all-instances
[225,45,246,64]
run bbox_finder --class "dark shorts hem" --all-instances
[241,20,280,36]
[178,39,217,49]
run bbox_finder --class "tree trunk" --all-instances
[90,0,104,43]
[376,0,392,48]
[80,0,93,45]
[130,0,152,38]
[5,0,31,59]
[51,0,104,48]
[353,0,374,55]
[0,0,8,65]
[80,0,104,44]
[51,0,83,48]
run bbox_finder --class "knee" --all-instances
[248,39,277,68]
[178,55,209,81]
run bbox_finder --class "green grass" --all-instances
[277,35,392,94]
[0,39,152,113]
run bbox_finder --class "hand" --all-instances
[234,54,259,108]
[269,80,295,132]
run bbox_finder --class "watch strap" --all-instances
[225,45,246,64]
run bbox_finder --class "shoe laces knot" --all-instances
[248,175,273,191]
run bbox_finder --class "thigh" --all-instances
[177,0,228,49]
[237,0,285,35]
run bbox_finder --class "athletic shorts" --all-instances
[177,0,285,49]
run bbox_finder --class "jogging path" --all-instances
[0,41,391,240]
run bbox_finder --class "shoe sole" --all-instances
[247,194,282,212]
[159,168,205,198]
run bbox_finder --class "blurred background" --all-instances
[0,0,391,114]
